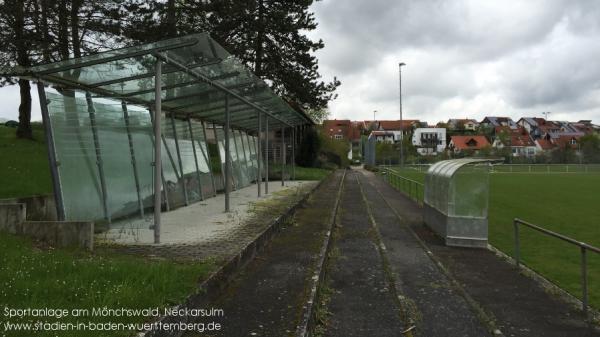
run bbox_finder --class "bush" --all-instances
[296,127,321,167]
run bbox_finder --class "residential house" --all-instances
[480,116,518,129]
[368,130,398,144]
[447,118,479,131]
[491,126,537,157]
[449,135,490,154]
[323,119,358,140]
[412,128,446,155]
[574,120,600,134]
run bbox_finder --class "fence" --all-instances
[381,168,423,204]
[513,218,600,319]
[493,164,600,173]
[381,163,600,174]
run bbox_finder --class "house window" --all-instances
[334,134,343,140]
[571,139,577,145]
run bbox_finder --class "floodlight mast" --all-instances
[399,62,406,167]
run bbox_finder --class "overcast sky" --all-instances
[307,0,600,124]
[1,1,600,125]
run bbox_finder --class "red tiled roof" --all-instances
[450,135,490,150]
[510,134,535,147]
[536,138,555,150]
[554,135,581,149]
[377,120,418,131]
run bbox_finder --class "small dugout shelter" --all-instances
[423,158,497,248]
[1,33,314,243]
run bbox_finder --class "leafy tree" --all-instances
[296,127,321,167]
[207,0,340,113]
[579,134,600,163]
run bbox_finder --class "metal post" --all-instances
[246,133,258,183]
[122,101,144,218]
[281,127,285,186]
[581,246,588,318]
[399,62,406,168]
[212,123,226,195]
[37,82,66,221]
[187,118,204,201]
[148,108,170,212]
[231,129,242,189]
[514,219,520,267]
[257,112,262,197]
[224,95,231,212]
[265,116,269,194]
[85,92,111,223]
[153,59,162,244]
[292,127,296,180]
[170,114,189,205]
[201,121,217,196]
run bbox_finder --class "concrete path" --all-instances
[101,181,314,245]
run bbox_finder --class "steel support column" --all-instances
[257,112,262,197]
[265,117,269,194]
[122,101,144,218]
[292,127,296,181]
[224,95,231,212]
[148,108,170,212]
[212,123,226,194]
[36,82,65,221]
[170,115,189,205]
[187,118,204,201]
[202,121,217,196]
[153,60,162,244]
[281,127,285,187]
[85,92,111,223]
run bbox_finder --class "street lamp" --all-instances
[399,62,406,167]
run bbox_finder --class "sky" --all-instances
[1,1,600,125]
[306,0,600,125]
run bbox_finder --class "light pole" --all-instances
[373,110,377,121]
[399,62,406,167]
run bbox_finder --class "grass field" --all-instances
[0,232,215,337]
[0,125,52,198]
[386,166,600,309]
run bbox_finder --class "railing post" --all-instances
[514,219,520,267]
[581,246,588,319]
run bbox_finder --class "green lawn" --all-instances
[0,125,52,198]
[0,232,215,337]
[269,163,332,181]
[386,166,600,309]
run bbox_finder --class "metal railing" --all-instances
[514,218,600,319]
[381,168,424,204]
[493,164,600,173]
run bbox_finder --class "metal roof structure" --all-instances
[2,32,314,131]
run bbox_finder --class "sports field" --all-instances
[385,165,600,309]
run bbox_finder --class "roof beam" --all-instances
[35,38,200,75]
[89,58,222,88]
[154,52,293,127]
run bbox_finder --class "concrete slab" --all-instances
[98,181,315,246]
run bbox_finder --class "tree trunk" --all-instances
[16,80,33,139]
[13,0,33,139]
[254,0,265,76]
[166,0,177,37]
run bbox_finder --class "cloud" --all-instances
[309,0,600,124]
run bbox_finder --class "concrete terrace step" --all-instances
[365,169,600,337]
[182,170,345,337]
[321,170,406,337]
